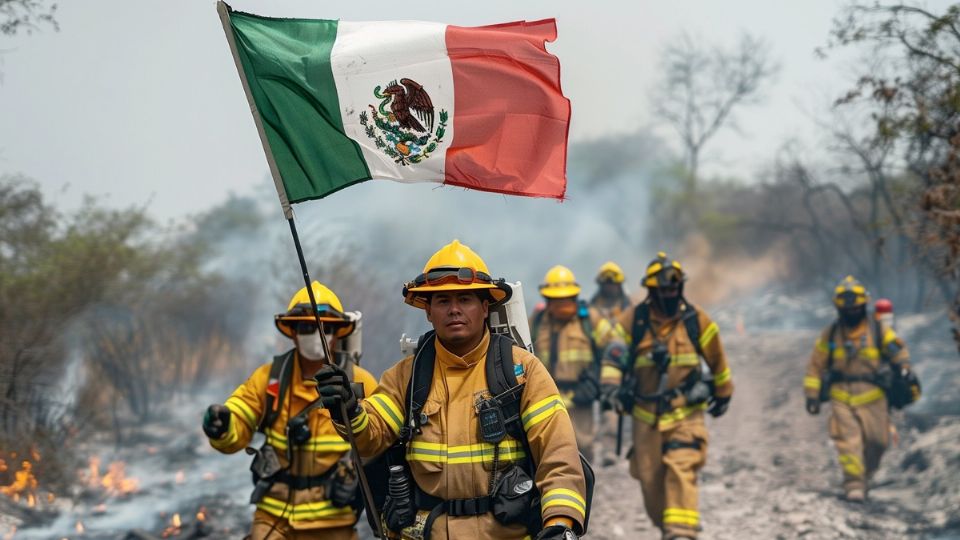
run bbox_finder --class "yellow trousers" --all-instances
[829,398,889,493]
[629,414,708,539]
[249,510,358,540]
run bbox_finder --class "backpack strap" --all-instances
[680,302,704,359]
[827,321,839,372]
[402,331,437,443]
[578,300,601,366]
[627,302,651,368]
[259,349,295,433]
[485,333,525,442]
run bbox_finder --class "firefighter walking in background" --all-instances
[803,276,921,502]
[590,261,633,321]
[589,261,634,466]
[601,252,733,540]
[530,265,605,462]
[202,282,378,539]
[314,240,589,540]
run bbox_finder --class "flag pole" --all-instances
[217,3,384,537]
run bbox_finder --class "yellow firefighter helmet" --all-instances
[403,239,510,310]
[540,265,581,299]
[833,275,869,308]
[643,251,686,288]
[596,261,626,284]
[275,281,355,339]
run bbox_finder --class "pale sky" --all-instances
[0,0,952,221]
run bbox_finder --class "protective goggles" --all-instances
[294,322,338,335]
[834,291,866,308]
[409,267,494,288]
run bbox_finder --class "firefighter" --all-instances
[314,240,588,540]
[803,276,920,502]
[590,261,632,321]
[530,265,604,462]
[601,252,733,540]
[202,282,378,540]
[589,261,634,466]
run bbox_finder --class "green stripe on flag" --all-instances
[228,11,371,202]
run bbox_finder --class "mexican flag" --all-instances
[217,2,570,211]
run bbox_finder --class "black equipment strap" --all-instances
[826,321,838,373]
[662,438,703,454]
[260,349,296,433]
[403,331,438,442]
[680,303,703,358]
[628,302,651,368]
[274,468,338,491]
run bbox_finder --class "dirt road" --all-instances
[588,328,960,539]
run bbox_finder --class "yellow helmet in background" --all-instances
[834,275,869,308]
[596,261,625,284]
[275,281,355,339]
[540,265,581,299]
[643,251,686,288]
[403,239,510,310]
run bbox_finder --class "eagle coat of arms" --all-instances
[359,78,448,165]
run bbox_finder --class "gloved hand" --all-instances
[314,364,359,423]
[599,384,620,412]
[707,395,731,418]
[572,370,600,407]
[202,404,231,439]
[805,397,820,415]
[534,524,578,540]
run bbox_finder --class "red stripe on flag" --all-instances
[444,20,570,199]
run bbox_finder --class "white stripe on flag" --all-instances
[331,21,454,183]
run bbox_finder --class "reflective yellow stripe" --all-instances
[635,353,699,369]
[541,488,586,518]
[522,395,566,431]
[632,403,707,427]
[882,329,898,347]
[350,409,369,434]
[803,376,822,390]
[663,507,700,526]
[257,495,355,521]
[558,349,593,363]
[830,387,885,407]
[368,394,403,435]
[838,454,864,476]
[698,322,719,349]
[714,367,732,386]
[265,429,350,452]
[593,318,613,342]
[860,347,879,360]
[600,365,621,380]
[406,440,526,464]
[613,323,631,343]
[815,339,830,353]
[225,397,257,430]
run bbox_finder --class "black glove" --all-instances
[535,524,578,540]
[571,370,600,406]
[805,397,820,415]
[202,404,231,439]
[600,384,620,412]
[707,395,731,418]
[314,364,359,423]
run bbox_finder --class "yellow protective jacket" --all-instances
[530,307,608,387]
[207,352,378,530]
[335,330,587,540]
[803,319,911,407]
[602,302,733,431]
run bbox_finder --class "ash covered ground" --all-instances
[4,294,960,539]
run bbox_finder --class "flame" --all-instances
[76,520,85,534]
[161,513,183,538]
[86,457,139,496]
[0,459,39,505]
[175,470,185,484]
[196,506,207,521]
